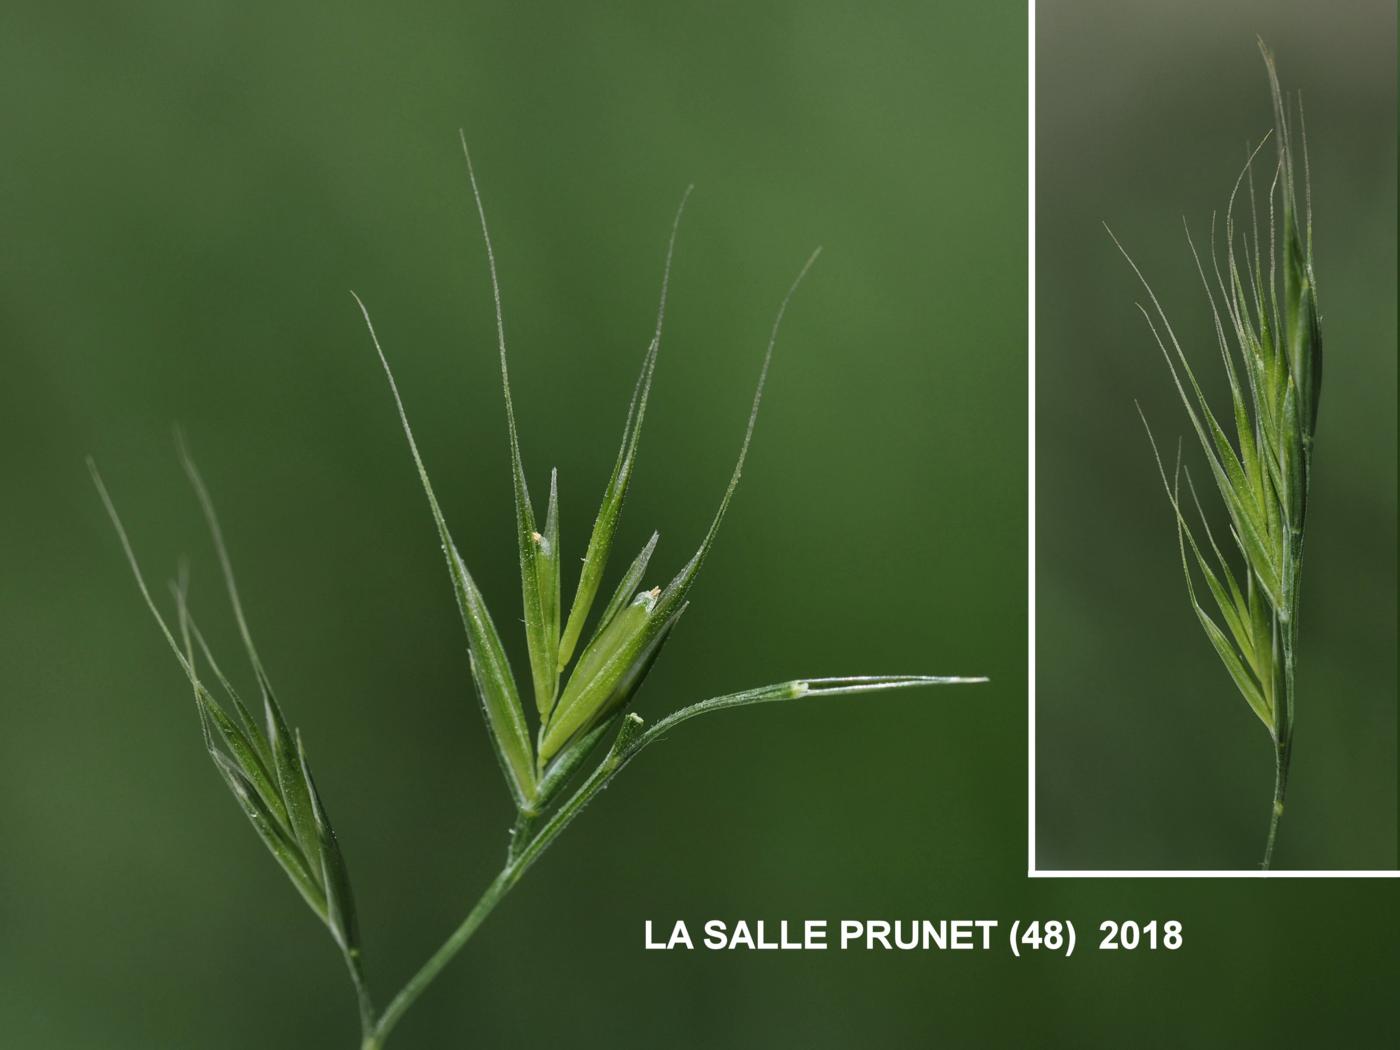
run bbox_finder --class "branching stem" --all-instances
[365,725,635,1048]
[357,676,979,1047]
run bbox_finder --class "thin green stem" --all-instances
[368,865,517,1048]
[1262,624,1297,870]
[368,734,635,1048]
[1262,736,1289,869]
[348,960,375,1046]
[365,704,739,1044]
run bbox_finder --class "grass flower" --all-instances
[91,140,985,1046]
[1111,42,1321,869]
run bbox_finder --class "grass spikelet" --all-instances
[1111,42,1321,869]
[91,148,985,1047]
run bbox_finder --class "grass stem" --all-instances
[368,730,628,1046]
[1262,624,1298,869]
[370,865,518,1047]
[1262,740,1288,870]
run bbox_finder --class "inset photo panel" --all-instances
[1033,0,1397,874]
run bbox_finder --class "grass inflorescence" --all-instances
[1110,42,1322,870]
[91,139,985,1046]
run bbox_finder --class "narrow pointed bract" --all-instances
[354,293,538,808]
[298,732,361,963]
[558,186,693,668]
[594,531,659,636]
[530,469,562,719]
[458,136,559,726]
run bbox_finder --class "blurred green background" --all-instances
[1036,0,1397,870]
[1,2,1395,1049]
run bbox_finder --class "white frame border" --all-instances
[1024,0,1398,880]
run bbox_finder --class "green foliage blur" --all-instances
[1,1,1395,1048]
[1036,0,1397,871]
[2,2,1022,1046]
